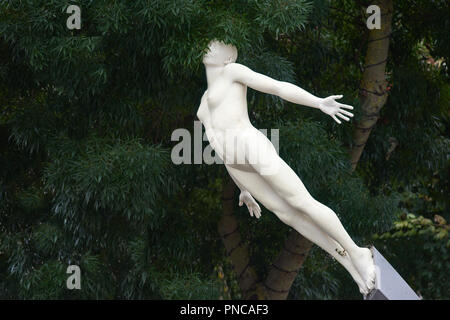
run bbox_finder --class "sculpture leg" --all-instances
[286,209,370,295]
[285,193,376,293]
[225,164,370,294]
[242,141,376,291]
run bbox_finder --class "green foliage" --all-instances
[254,0,312,38]
[44,135,174,225]
[289,247,341,300]
[373,212,450,299]
[158,272,222,300]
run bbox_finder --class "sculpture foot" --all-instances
[352,247,376,295]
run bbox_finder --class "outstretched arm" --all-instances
[224,63,354,124]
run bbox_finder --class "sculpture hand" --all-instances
[239,190,262,219]
[318,95,354,124]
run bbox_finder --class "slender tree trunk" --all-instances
[218,179,268,299]
[350,0,394,170]
[264,230,313,299]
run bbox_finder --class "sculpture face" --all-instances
[202,40,237,66]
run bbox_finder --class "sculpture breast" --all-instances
[206,91,224,110]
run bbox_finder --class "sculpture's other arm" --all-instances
[224,63,354,124]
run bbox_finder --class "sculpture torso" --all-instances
[203,75,252,132]
[197,69,265,164]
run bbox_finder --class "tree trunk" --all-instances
[264,230,313,299]
[350,0,394,170]
[218,179,268,299]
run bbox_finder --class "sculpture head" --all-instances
[202,40,238,66]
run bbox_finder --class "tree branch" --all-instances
[350,0,394,171]
[218,178,268,299]
[264,229,313,299]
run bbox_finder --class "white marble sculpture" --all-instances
[197,40,376,295]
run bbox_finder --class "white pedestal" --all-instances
[365,246,420,300]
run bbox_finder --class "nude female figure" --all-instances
[197,40,376,296]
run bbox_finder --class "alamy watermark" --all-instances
[66,265,81,290]
[66,5,81,30]
[171,121,280,175]
[366,5,381,30]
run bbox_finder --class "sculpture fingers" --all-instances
[251,205,260,219]
[331,114,342,124]
[337,112,350,121]
[339,103,354,110]
[329,94,343,100]
[248,206,254,217]
[338,109,354,117]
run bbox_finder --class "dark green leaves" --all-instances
[255,0,312,38]
[44,135,173,223]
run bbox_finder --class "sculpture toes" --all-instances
[367,265,376,291]
[360,287,369,296]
